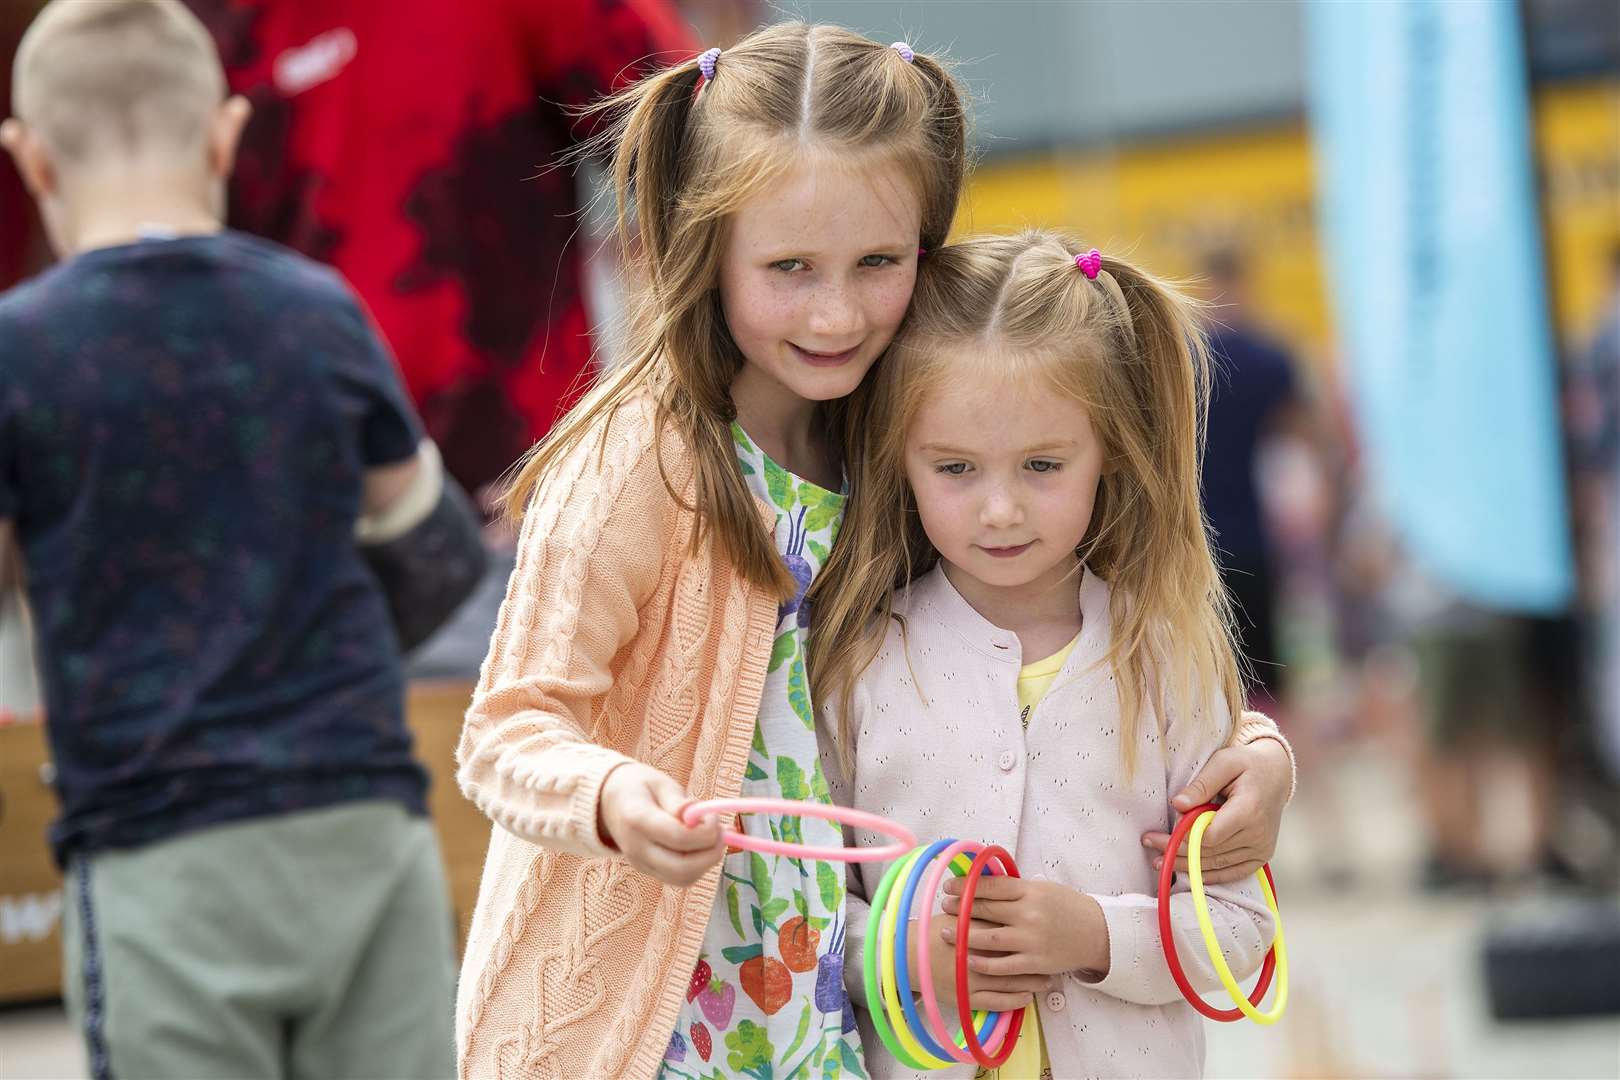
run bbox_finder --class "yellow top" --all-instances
[982,633,1079,1080]
[1016,634,1080,728]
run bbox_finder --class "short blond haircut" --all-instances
[12,0,225,167]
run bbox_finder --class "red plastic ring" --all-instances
[1157,802,1278,1022]
[956,844,1025,1069]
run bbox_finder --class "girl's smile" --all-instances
[978,541,1036,558]
[789,342,862,367]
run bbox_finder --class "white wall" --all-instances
[777,0,1305,151]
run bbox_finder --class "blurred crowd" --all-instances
[1197,242,1620,897]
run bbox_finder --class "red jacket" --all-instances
[186,0,695,492]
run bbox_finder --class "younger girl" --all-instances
[815,231,1286,1079]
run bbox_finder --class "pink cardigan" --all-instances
[824,564,1284,1079]
[455,395,780,1079]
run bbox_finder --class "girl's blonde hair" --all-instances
[500,22,967,600]
[811,229,1244,772]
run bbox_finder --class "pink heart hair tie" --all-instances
[1075,249,1102,279]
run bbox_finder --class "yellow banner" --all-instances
[960,79,1620,367]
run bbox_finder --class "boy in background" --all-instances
[0,2,469,1075]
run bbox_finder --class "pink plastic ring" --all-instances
[915,839,1014,1061]
[680,797,918,863]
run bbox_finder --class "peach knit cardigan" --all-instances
[455,394,779,1079]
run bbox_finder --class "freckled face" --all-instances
[718,154,922,409]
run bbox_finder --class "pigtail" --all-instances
[1085,256,1245,763]
[808,241,991,769]
[807,330,930,770]
[569,58,707,295]
[907,53,968,251]
[621,67,706,300]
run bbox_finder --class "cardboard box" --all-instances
[0,681,489,1004]
[0,720,65,1004]
[405,680,490,948]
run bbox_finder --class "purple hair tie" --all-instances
[890,41,915,63]
[1075,249,1102,279]
[698,47,721,81]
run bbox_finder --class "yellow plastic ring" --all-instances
[1187,811,1288,1024]
[878,850,955,1068]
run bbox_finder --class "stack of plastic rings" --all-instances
[678,798,1021,1068]
[864,840,1024,1070]
[1157,802,1289,1024]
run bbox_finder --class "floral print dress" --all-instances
[659,425,866,1080]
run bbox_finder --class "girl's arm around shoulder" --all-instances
[1081,695,1277,1006]
[456,400,684,858]
[1141,708,1295,884]
[1231,708,1296,801]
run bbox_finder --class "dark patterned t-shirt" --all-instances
[0,231,428,864]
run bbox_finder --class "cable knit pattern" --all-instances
[455,396,777,1080]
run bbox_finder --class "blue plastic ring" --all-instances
[893,838,999,1059]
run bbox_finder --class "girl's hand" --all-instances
[596,762,724,887]
[1140,737,1292,883]
[938,877,1109,978]
[906,916,1057,1013]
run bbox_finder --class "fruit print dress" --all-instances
[659,425,866,1080]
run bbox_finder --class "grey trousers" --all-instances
[62,800,456,1080]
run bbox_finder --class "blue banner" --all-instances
[1306,0,1573,613]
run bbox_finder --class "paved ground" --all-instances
[5,745,1617,1080]
[1203,891,1620,1079]
[1202,742,1620,1080]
